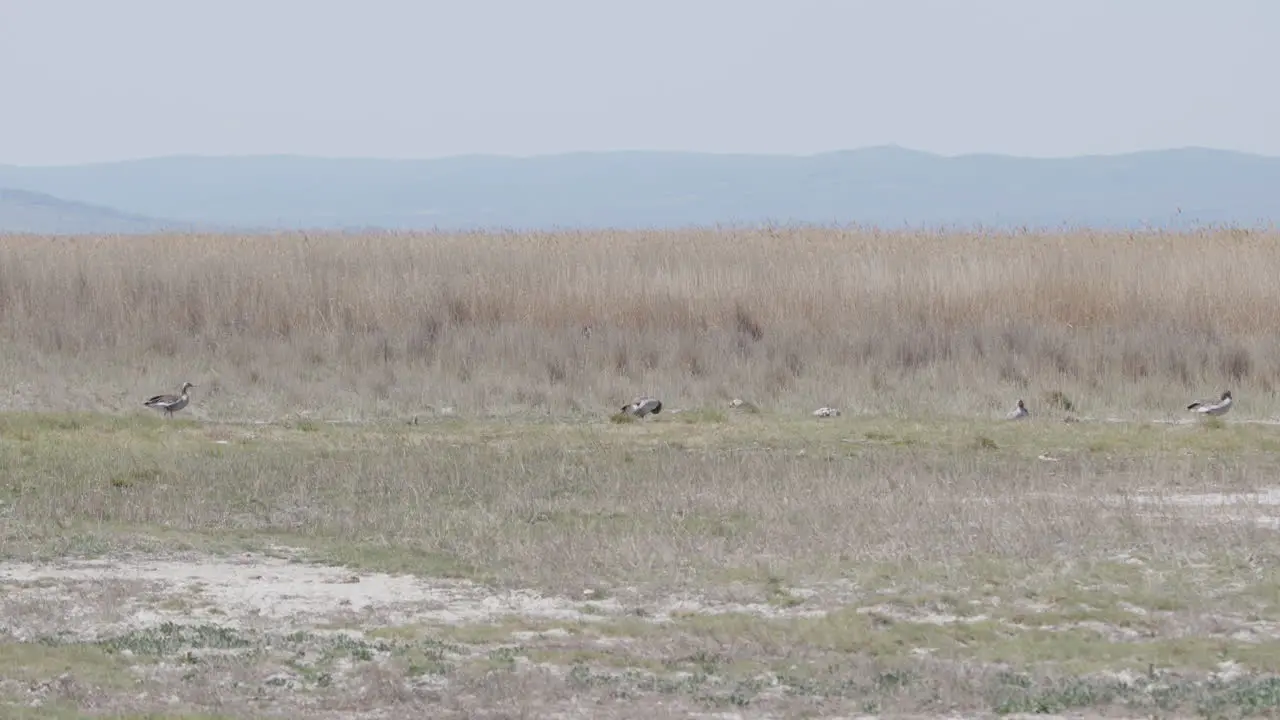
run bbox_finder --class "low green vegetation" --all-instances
[2,411,1279,717]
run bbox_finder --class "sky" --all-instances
[0,0,1276,166]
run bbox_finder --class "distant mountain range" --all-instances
[1,146,1277,234]
[0,187,193,234]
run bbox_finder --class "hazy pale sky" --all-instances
[1,0,1275,166]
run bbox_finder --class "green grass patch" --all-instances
[0,641,136,689]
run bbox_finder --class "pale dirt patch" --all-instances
[0,553,896,716]
[856,603,990,626]
[0,551,853,644]
[1,557,1277,718]
[5,543,1278,649]
[1108,486,1280,530]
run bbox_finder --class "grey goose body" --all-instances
[621,396,663,418]
[1007,399,1029,420]
[1187,390,1232,417]
[145,382,195,418]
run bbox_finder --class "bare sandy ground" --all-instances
[0,549,844,646]
[2,488,1276,718]
[0,550,858,718]
[1106,486,1280,529]
[4,487,1277,643]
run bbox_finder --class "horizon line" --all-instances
[3,144,1276,169]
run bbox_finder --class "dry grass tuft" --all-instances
[0,227,1276,420]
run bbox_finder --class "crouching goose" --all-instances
[1007,399,1029,420]
[621,396,663,418]
[1187,390,1232,417]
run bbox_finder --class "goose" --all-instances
[1007,399,1030,420]
[1187,390,1232,417]
[621,396,662,418]
[144,382,195,419]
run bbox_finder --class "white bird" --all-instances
[812,407,841,418]
[1187,390,1232,417]
[621,396,663,418]
[144,382,195,419]
[1007,399,1030,420]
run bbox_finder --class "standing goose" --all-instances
[621,396,663,418]
[1187,390,1232,417]
[1007,399,1030,420]
[144,382,195,419]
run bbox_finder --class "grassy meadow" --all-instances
[2,227,1280,718]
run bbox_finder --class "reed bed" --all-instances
[0,226,1273,420]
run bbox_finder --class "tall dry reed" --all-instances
[0,227,1275,419]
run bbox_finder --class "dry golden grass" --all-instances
[0,226,1276,420]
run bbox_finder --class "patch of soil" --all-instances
[0,551,840,642]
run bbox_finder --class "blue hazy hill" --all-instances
[0,146,1276,233]
[0,187,198,234]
